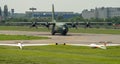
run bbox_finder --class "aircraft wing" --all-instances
[37,22,55,25]
[5,22,53,25]
[62,22,112,28]
[5,22,32,24]
[5,22,55,29]
[5,21,112,29]
[87,22,112,25]
[65,22,112,25]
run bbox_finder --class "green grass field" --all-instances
[0,26,50,32]
[69,28,120,34]
[0,34,49,40]
[0,26,120,34]
[0,26,119,64]
[0,45,120,64]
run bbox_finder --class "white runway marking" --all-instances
[0,43,119,50]
[0,43,119,47]
[66,44,120,46]
[0,44,54,46]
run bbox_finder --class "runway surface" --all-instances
[0,30,120,44]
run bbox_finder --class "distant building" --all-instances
[10,9,15,18]
[13,13,26,18]
[25,11,80,19]
[0,10,80,19]
[82,7,120,19]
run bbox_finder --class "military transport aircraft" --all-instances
[6,4,112,35]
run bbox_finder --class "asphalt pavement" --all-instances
[0,30,120,44]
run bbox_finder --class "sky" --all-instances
[0,0,120,13]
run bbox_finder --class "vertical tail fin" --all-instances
[52,4,56,22]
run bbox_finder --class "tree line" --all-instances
[1,15,120,24]
[0,5,120,24]
[0,5,9,20]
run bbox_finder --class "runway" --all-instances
[0,30,120,44]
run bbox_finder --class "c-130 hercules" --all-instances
[28,4,70,35]
[38,4,111,35]
[37,4,88,35]
[6,4,112,35]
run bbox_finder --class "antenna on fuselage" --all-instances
[52,4,56,23]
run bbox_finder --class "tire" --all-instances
[51,27,55,35]
[62,32,67,35]
[61,30,67,35]
[52,31,55,35]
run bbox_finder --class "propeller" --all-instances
[45,22,50,29]
[72,22,78,29]
[85,22,91,28]
[30,21,38,29]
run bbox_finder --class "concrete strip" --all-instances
[0,30,120,44]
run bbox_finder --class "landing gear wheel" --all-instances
[61,30,67,35]
[52,31,55,35]
[51,24,56,35]
[51,28,56,35]
[62,32,67,35]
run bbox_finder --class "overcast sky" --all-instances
[0,0,120,13]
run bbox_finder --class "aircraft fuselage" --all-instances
[51,23,68,35]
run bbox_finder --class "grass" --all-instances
[69,28,120,34]
[0,26,120,34]
[0,26,119,64]
[0,26,50,32]
[0,34,49,40]
[0,45,120,64]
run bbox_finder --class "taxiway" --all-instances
[0,30,120,44]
